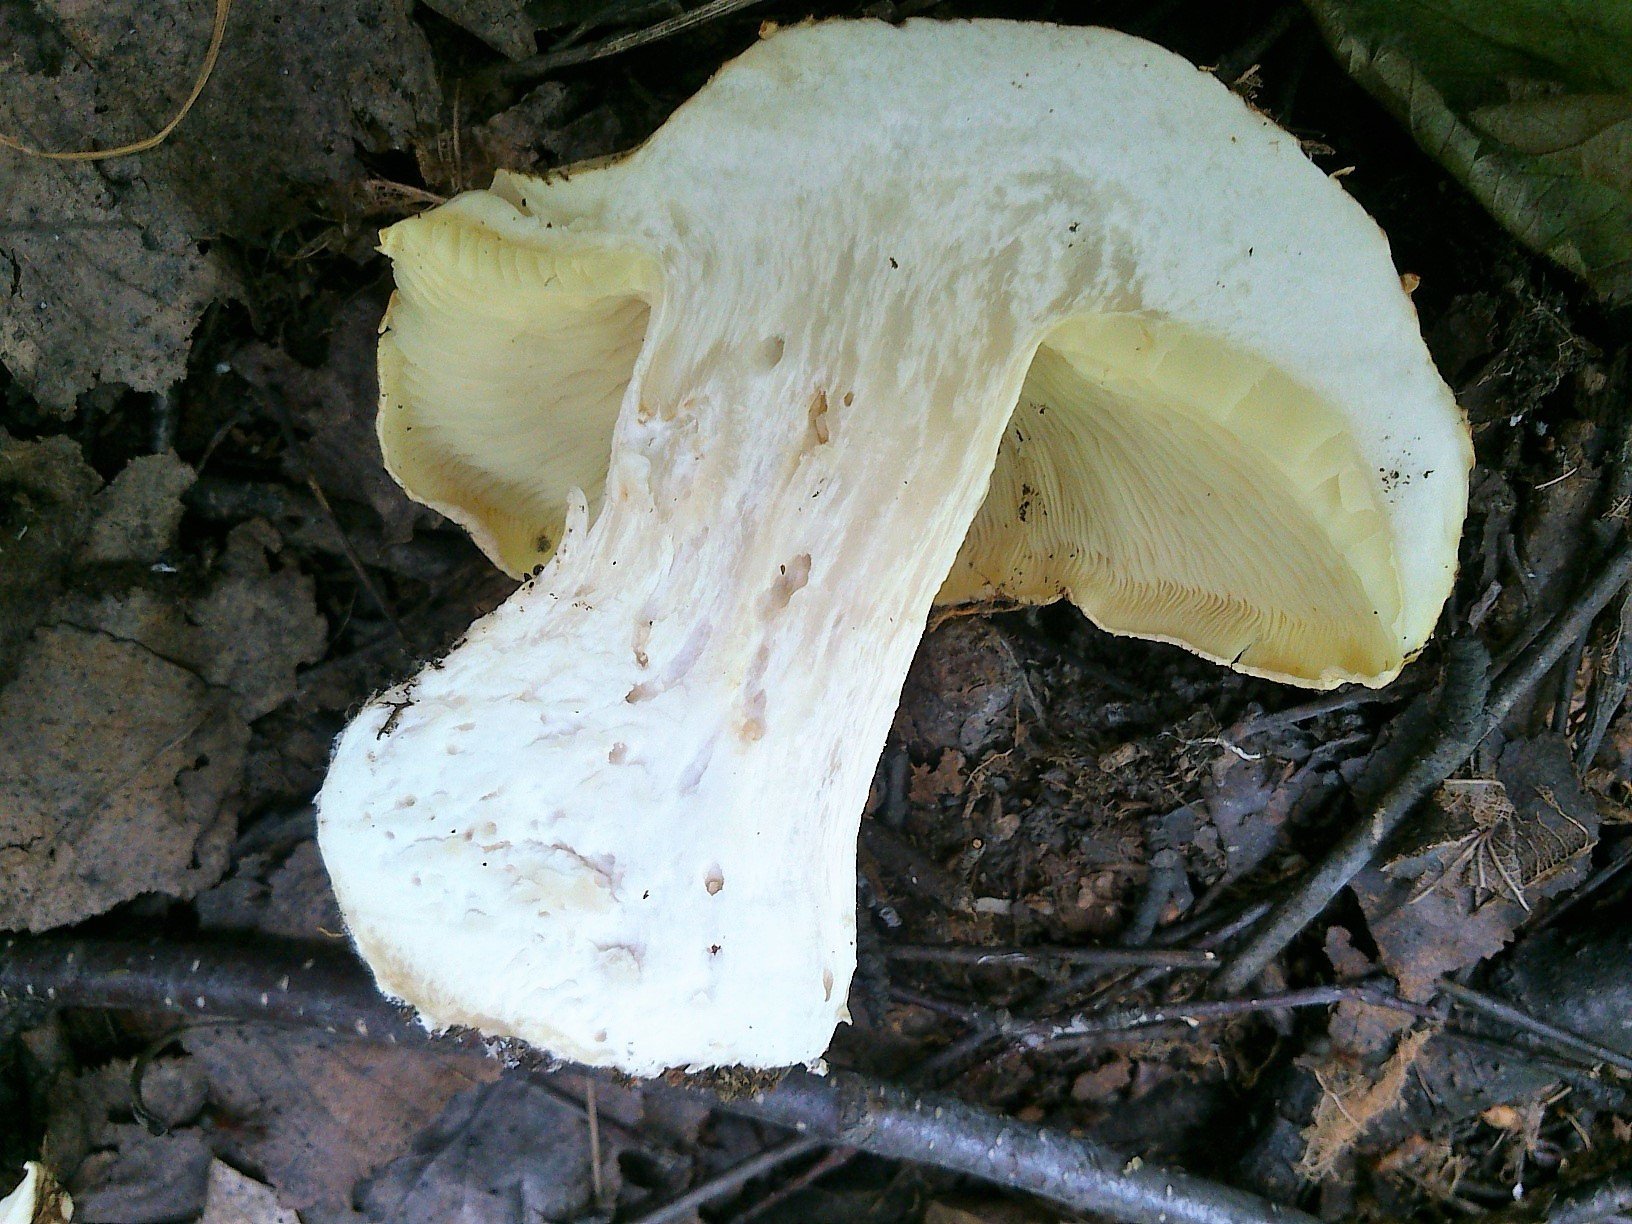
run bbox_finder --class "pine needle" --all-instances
[0,0,232,162]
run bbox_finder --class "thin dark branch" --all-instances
[1488,542,1632,722]
[1231,683,1404,739]
[629,1137,823,1224]
[1576,590,1632,768]
[725,1144,856,1223]
[1010,985,1439,1051]
[1438,981,1632,1075]
[907,902,1270,1085]
[1218,538,1632,994]
[884,944,1217,971]
[1536,837,1632,931]
[736,1071,1318,1224]
[0,935,1315,1224]
[1552,635,1586,735]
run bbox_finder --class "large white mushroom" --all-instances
[0,1164,72,1224]
[317,18,1471,1075]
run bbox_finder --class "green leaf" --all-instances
[1304,0,1632,302]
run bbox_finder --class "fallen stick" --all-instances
[0,934,1315,1224]
[1217,538,1632,994]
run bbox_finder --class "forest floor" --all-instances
[2,1,1630,1222]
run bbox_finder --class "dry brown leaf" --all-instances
[1299,1028,1434,1179]
[77,452,195,566]
[909,749,967,806]
[0,432,100,683]
[0,118,224,411]
[183,1027,494,1215]
[0,624,245,931]
[1,0,438,410]
[1356,736,1599,999]
[359,1079,623,1222]
[44,1058,213,1223]
[60,520,327,723]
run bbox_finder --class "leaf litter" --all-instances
[3,1,1632,1221]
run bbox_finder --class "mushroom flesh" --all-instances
[317,19,1472,1075]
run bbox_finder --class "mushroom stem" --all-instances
[319,18,1474,1076]
[321,348,1024,1073]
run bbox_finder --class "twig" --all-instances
[480,0,771,91]
[1217,538,1632,994]
[0,935,1314,1224]
[884,944,1216,971]
[1576,590,1632,767]
[1231,683,1405,739]
[1013,985,1439,1051]
[587,1080,606,1211]
[736,1070,1319,1224]
[1536,838,1632,931]
[903,902,1269,1086]
[1552,635,1586,735]
[630,1137,822,1224]
[725,1144,856,1223]
[1438,981,1632,1076]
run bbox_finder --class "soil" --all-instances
[2,1,1630,1222]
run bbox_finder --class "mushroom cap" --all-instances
[324,19,1473,1076]
[377,18,1468,689]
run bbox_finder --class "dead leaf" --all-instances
[182,1027,494,1215]
[0,431,100,683]
[1070,1056,1133,1103]
[0,124,224,412]
[1355,735,1599,998]
[421,0,537,59]
[358,1078,619,1223]
[1323,928,1415,1056]
[0,623,245,931]
[465,83,573,180]
[199,1161,301,1224]
[78,452,195,566]
[45,1059,213,1224]
[60,520,327,722]
[196,840,343,943]
[909,749,966,806]
[232,295,436,547]
[1300,1028,1434,1179]
[1,0,438,410]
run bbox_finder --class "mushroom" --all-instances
[0,1164,71,1224]
[318,19,1471,1074]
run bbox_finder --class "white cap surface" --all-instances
[320,19,1470,1073]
